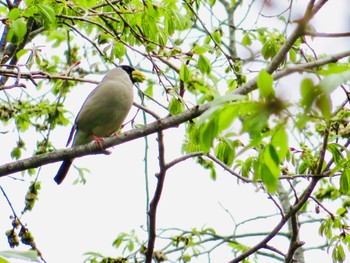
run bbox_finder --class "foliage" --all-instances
[0,0,350,262]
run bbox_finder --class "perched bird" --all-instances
[54,66,146,184]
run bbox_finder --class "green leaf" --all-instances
[212,31,221,45]
[241,157,255,178]
[241,33,252,46]
[257,69,275,99]
[300,78,316,112]
[217,105,240,133]
[315,93,332,120]
[327,143,344,165]
[196,105,221,127]
[261,40,277,60]
[271,125,288,162]
[0,257,10,263]
[0,250,38,261]
[144,80,154,97]
[113,42,126,59]
[289,48,297,63]
[172,9,191,30]
[182,254,191,262]
[128,240,134,252]
[340,167,350,194]
[330,159,348,176]
[9,8,21,20]
[198,55,211,74]
[157,30,168,46]
[36,4,57,29]
[16,49,29,59]
[113,237,123,248]
[332,244,345,263]
[208,0,216,6]
[168,98,184,115]
[242,105,269,137]
[318,70,350,95]
[182,123,201,153]
[210,94,245,107]
[199,119,218,153]
[215,138,236,166]
[319,64,350,75]
[267,144,280,167]
[260,163,279,192]
[336,207,347,217]
[180,63,191,82]
[11,147,21,160]
[210,166,217,180]
[11,18,27,43]
[192,45,206,55]
[165,12,175,35]
[257,145,280,192]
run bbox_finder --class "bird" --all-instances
[54,65,146,184]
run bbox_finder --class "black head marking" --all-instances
[120,65,136,83]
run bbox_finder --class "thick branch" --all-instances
[265,9,309,75]
[0,104,208,177]
[277,183,305,263]
[285,212,304,263]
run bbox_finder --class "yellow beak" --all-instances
[132,70,147,83]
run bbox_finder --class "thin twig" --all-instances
[310,196,335,219]
[228,177,320,263]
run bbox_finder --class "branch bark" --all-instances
[0,104,208,177]
[145,131,166,262]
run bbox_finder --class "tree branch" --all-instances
[146,130,166,263]
[228,176,321,263]
[305,31,350,38]
[285,212,305,263]
[0,104,208,176]
[277,183,305,263]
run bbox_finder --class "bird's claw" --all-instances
[92,135,104,149]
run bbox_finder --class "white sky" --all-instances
[0,0,350,262]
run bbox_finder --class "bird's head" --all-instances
[120,65,146,83]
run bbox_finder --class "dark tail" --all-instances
[54,159,73,184]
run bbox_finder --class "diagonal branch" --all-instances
[228,176,321,263]
[0,104,209,177]
[233,1,344,96]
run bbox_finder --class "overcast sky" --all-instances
[0,1,349,263]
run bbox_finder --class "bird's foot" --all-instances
[92,135,112,154]
[92,135,104,149]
